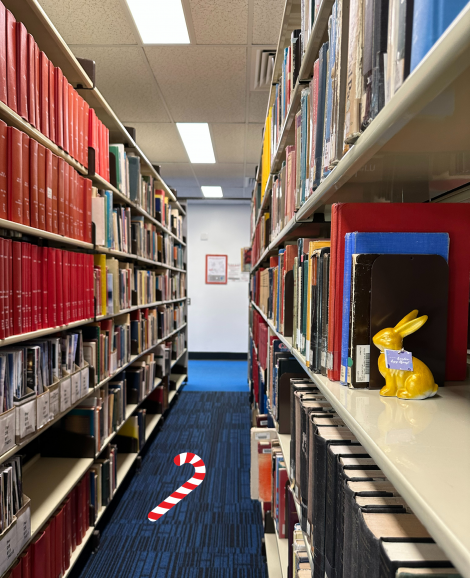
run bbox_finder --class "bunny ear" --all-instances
[394,310,419,330]
[397,315,428,338]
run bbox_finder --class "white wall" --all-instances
[187,201,251,353]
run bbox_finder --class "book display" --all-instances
[249,1,470,577]
[0,0,189,575]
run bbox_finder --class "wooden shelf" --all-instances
[251,301,470,576]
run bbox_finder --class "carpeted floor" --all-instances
[76,384,266,577]
[183,360,249,392]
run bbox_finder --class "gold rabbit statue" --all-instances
[372,310,439,400]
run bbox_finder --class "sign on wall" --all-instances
[205,255,228,284]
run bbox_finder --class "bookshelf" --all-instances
[249,1,470,577]
[0,0,190,575]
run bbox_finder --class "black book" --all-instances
[291,29,301,89]
[311,247,330,373]
[289,381,318,480]
[370,0,390,119]
[320,251,330,376]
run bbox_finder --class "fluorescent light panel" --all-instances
[126,0,190,44]
[201,187,223,198]
[177,123,216,164]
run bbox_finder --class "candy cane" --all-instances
[148,452,206,522]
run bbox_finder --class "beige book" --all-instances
[343,0,364,146]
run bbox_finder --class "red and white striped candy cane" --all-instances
[148,452,206,522]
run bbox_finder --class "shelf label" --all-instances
[16,401,36,439]
[36,392,50,429]
[0,411,15,455]
[0,520,17,576]
[71,372,81,404]
[356,345,370,382]
[80,367,89,397]
[60,377,71,412]
[16,505,31,552]
[50,388,59,417]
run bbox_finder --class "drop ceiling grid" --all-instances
[187,0,249,44]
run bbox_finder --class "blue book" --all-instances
[340,232,450,384]
[410,0,468,72]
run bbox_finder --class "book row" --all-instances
[0,0,113,176]
[0,122,92,242]
[259,0,468,212]
[0,240,94,339]
[251,203,470,385]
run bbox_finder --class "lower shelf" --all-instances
[145,413,162,440]
[265,533,283,578]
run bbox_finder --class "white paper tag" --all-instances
[36,393,50,429]
[0,521,16,575]
[17,401,36,439]
[50,388,59,417]
[0,412,15,455]
[60,377,71,411]
[262,448,271,454]
[71,372,81,403]
[321,351,326,368]
[327,352,333,370]
[47,186,53,199]
[80,367,89,397]
[340,365,346,383]
[16,506,31,551]
[255,433,270,440]
[356,345,370,382]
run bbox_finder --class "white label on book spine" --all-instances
[71,372,81,404]
[356,345,370,382]
[327,352,333,370]
[321,351,326,368]
[255,433,270,440]
[47,187,53,199]
[262,448,271,454]
[340,365,346,383]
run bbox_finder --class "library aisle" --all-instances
[75,364,267,578]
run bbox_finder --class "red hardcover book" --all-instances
[70,487,77,551]
[39,51,49,138]
[85,178,92,243]
[76,479,83,545]
[12,241,22,335]
[68,83,74,159]
[21,550,31,578]
[37,143,46,230]
[0,5,7,106]
[5,238,11,337]
[64,497,71,570]
[7,126,22,224]
[45,148,53,231]
[6,10,17,113]
[49,516,56,578]
[54,506,64,578]
[31,531,46,578]
[44,521,51,578]
[21,243,28,333]
[41,245,48,327]
[63,74,69,154]
[105,127,109,180]
[78,253,84,319]
[51,153,58,234]
[69,166,75,239]
[73,90,79,163]
[95,118,101,176]
[63,161,70,237]
[29,139,39,228]
[62,250,69,324]
[75,171,80,240]
[78,175,84,241]
[58,157,65,235]
[55,67,63,149]
[36,243,42,329]
[22,134,30,226]
[78,95,84,166]
[56,249,63,326]
[48,247,57,327]
[11,560,22,578]
[327,203,470,382]
[49,61,56,144]
[84,469,90,530]
[16,22,28,120]
[27,34,35,126]
[0,238,4,339]
[0,119,7,219]
[83,100,89,169]
[31,244,38,331]
[27,242,32,336]
[34,41,40,128]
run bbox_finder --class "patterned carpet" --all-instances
[77,391,267,578]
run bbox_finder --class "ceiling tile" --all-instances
[125,123,188,163]
[252,0,284,45]
[188,0,248,44]
[160,163,200,189]
[193,163,246,187]
[248,91,269,123]
[70,46,170,122]
[246,125,263,163]
[210,124,245,164]
[38,0,137,45]
[144,46,247,123]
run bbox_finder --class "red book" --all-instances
[62,250,69,324]
[5,238,11,337]
[27,34,35,126]
[55,67,63,149]
[39,51,49,138]
[58,157,65,236]
[41,245,48,328]
[0,5,7,105]
[73,90,79,163]
[63,74,69,154]
[16,22,28,120]
[74,170,79,240]
[70,487,77,550]
[68,83,74,159]
[64,497,71,570]
[45,148,53,231]
[76,480,83,545]
[78,95,84,166]
[78,175,84,241]
[48,247,57,327]
[95,118,100,176]
[7,126,22,224]
[69,166,75,239]
[44,522,51,578]
[12,241,22,335]
[21,550,31,578]
[85,178,92,243]
[11,560,22,578]
[56,249,63,326]
[22,134,30,226]
[63,161,70,237]
[31,244,38,331]
[29,139,39,228]
[83,100,89,169]
[6,10,17,113]
[37,143,46,230]
[21,243,28,333]
[327,203,470,382]
[0,120,7,219]
[34,41,40,129]
[49,517,56,578]
[0,238,4,339]
[54,506,64,578]
[49,61,56,144]
[36,243,42,328]
[51,153,58,234]
[31,531,47,578]
[78,253,84,319]
[84,469,90,531]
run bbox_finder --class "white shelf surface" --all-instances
[171,374,187,392]
[116,453,138,487]
[265,533,283,578]
[251,301,470,577]
[145,413,163,440]
[171,349,188,368]
[275,528,289,578]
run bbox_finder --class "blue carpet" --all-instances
[183,361,249,392]
[77,391,267,578]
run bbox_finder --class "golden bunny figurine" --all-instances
[372,310,439,400]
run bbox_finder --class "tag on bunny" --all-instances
[384,349,413,371]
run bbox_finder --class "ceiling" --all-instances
[38,0,285,199]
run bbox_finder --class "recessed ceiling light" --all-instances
[126,0,190,44]
[176,123,216,164]
[201,186,223,198]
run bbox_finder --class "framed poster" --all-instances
[206,254,228,284]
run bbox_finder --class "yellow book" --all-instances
[119,416,139,440]
[261,107,272,198]
[94,254,107,316]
